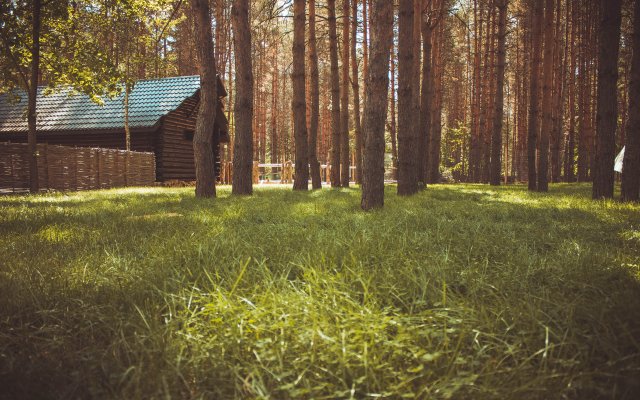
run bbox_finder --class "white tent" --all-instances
[615,147,625,173]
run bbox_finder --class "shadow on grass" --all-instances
[0,184,639,399]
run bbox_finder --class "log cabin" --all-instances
[0,75,229,182]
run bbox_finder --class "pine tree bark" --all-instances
[564,0,576,182]
[578,3,596,182]
[480,5,495,183]
[362,0,369,96]
[397,0,418,195]
[270,43,279,164]
[420,17,433,186]
[308,0,322,189]
[538,0,555,192]
[470,0,482,182]
[328,0,342,187]
[340,0,351,187]
[490,0,508,186]
[412,0,423,187]
[528,0,543,191]
[622,0,640,201]
[592,0,622,199]
[390,42,398,178]
[550,0,565,183]
[351,0,363,185]
[190,0,218,198]
[292,0,309,190]
[27,0,41,193]
[428,12,445,184]
[577,5,588,182]
[361,0,394,210]
[231,0,254,195]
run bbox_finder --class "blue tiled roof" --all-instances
[0,75,201,133]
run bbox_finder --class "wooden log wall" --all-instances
[158,96,198,181]
[0,142,155,193]
[159,93,225,181]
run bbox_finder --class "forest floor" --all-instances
[1,184,639,399]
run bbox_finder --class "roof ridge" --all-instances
[134,75,200,83]
[32,75,201,90]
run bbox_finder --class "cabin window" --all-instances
[184,130,194,141]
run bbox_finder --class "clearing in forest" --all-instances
[0,184,639,399]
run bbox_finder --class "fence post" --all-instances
[74,148,78,191]
[43,143,49,190]
[10,152,15,193]
[125,151,129,186]
[96,149,101,188]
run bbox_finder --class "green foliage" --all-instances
[0,0,181,102]
[441,122,469,180]
[0,0,121,100]
[1,185,639,398]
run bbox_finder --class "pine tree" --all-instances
[308,0,322,189]
[592,0,622,199]
[622,0,640,201]
[231,0,253,195]
[328,0,342,187]
[528,0,543,191]
[397,0,419,195]
[490,0,508,186]
[190,0,218,198]
[340,0,351,187]
[361,0,394,210]
[292,0,309,190]
[538,0,555,192]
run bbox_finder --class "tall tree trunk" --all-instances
[470,0,482,182]
[232,0,254,195]
[397,0,418,195]
[308,0,322,189]
[124,84,131,151]
[578,3,597,182]
[565,0,577,182]
[351,0,363,185]
[550,0,565,183]
[390,42,398,178]
[270,42,279,164]
[328,0,342,187]
[516,10,530,181]
[577,4,588,182]
[361,0,394,210]
[362,0,369,96]
[528,0,543,191]
[412,0,423,187]
[340,0,351,186]
[622,0,640,201]
[292,0,309,190]
[592,0,622,199]
[190,0,218,198]
[538,0,555,192]
[480,4,495,184]
[28,0,41,193]
[428,12,445,184]
[420,19,433,186]
[490,0,508,186]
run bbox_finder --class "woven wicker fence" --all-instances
[0,142,155,193]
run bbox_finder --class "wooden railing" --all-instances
[217,161,359,185]
[0,142,155,193]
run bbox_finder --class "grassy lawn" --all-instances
[1,184,639,399]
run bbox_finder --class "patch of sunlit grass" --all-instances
[0,183,639,399]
